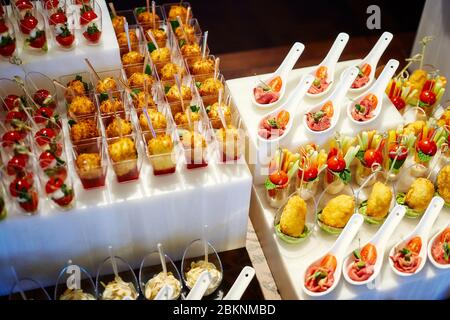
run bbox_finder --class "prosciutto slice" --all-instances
[254,87,280,104]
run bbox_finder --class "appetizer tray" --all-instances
[227,61,450,299]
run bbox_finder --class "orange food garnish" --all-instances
[360,243,377,264]
[269,76,282,92]
[321,101,334,118]
[360,63,371,77]
[407,236,422,254]
[320,254,337,272]
[316,66,328,79]
[276,110,290,128]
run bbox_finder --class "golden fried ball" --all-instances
[168,5,188,20]
[65,79,86,102]
[70,118,99,142]
[117,31,138,48]
[69,96,95,116]
[320,194,355,228]
[280,195,306,237]
[160,62,185,81]
[366,182,393,218]
[147,28,167,44]
[147,134,173,155]
[403,120,425,136]
[112,16,125,34]
[108,137,137,162]
[437,108,450,127]
[174,110,200,125]
[137,11,160,25]
[405,178,435,212]
[150,47,171,64]
[175,24,195,43]
[437,165,450,203]
[166,85,192,102]
[198,78,223,96]
[131,90,156,108]
[100,98,124,114]
[96,77,117,93]
[122,51,144,65]
[191,58,214,75]
[76,153,102,179]
[180,130,206,149]
[180,43,201,57]
[106,118,133,138]
[139,109,167,130]
[207,102,231,127]
[127,72,154,89]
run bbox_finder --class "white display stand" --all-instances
[227,61,450,299]
[0,0,121,80]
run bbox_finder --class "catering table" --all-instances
[227,60,450,299]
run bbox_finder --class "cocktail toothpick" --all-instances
[201,31,208,59]
[152,0,156,30]
[124,21,132,53]
[214,57,220,80]
[108,2,117,17]
[202,224,209,264]
[84,58,101,81]
[146,29,159,50]
[216,88,227,129]
[143,78,157,139]
[185,6,191,24]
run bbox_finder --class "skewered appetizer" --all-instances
[102,276,138,300]
[144,271,181,300]
[174,24,195,43]
[275,195,311,243]
[384,127,415,180]
[131,90,156,108]
[127,72,155,89]
[167,4,190,21]
[197,77,223,97]
[121,50,144,65]
[358,181,393,224]
[79,3,98,26]
[53,23,75,48]
[166,84,192,102]
[159,62,185,81]
[75,152,106,189]
[45,167,75,208]
[59,288,96,300]
[99,95,124,114]
[295,146,326,200]
[253,76,282,105]
[304,254,336,293]
[390,236,422,273]
[105,118,133,138]
[431,228,450,265]
[180,42,201,57]
[185,260,222,296]
[146,28,167,47]
[107,137,139,182]
[216,125,242,162]
[96,77,117,94]
[150,47,171,64]
[174,106,200,126]
[191,57,215,76]
[117,30,138,48]
[32,88,56,109]
[68,95,95,117]
[139,109,167,130]
[135,7,159,25]
[112,15,125,34]
[265,166,290,209]
[308,66,330,94]
[179,130,207,169]
[206,102,231,129]
[317,194,355,234]
[396,177,435,218]
[9,172,39,213]
[348,244,377,282]
[355,131,384,186]
[0,19,16,58]
[147,134,176,175]
[69,118,99,143]
[65,75,89,103]
[436,165,450,206]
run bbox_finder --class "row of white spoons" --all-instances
[302,196,448,298]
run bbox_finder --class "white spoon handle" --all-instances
[370,59,399,95]
[223,266,255,300]
[330,214,364,260]
[185,271,211,300]
[154,284,174,300]
[364,32,393,67]
[276,42,305,78]
[321,33,349,69]
[372,205,406,249]
[285,74,315,113]
[415,196,444,238]
[329,67,358,105]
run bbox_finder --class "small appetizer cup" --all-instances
[141,20,170,49]
[68,114,101,145]
[185,54,216,78]
[9,172,41,216]
[42,0,67,13]
[12,0,34,20]
[168,17,202,45]
[95,89,127,116]
[132,2,165,31]
[0,78,26,108]
[179,33,209,60]
[102,111,134,138]
[54,263,97,300]
[273,192,315,244]
[143,130,178,176]
[72,138,108,189]
[0,17,17,59]
[90,69,124,95]
[296,175,320,201]
[21,11,48,53]
[67,92,97,120]
[194,73,225,107]
[106,133,143,183]
[40,165,76,209]
[266,178,290,209]
[355,161,382,187]
[96,255,140,300]
[9,278,51,300]
[122,44,148,78]
[118,25,143,56]
[59,72,94,104]
[163,2,193,24]
[178,125,209,170]
[51,22,76,50]
[139,250,183,300]
[410,152,432,178]
[25,71,58,109]
[181,239,223,297]
[82,1,103,46]
[214,123,244,163]
[315,184,356,235]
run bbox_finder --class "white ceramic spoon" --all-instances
[256,74,314,144]
[346,31,393,94]
[223,266,256,300]
[427,221,450,269]
[251,42,305,109]
[184,271,211,300]
[389,196,444,277]
[302,214,364,297]
[304,66,358,135]
[154,284,175,300]
[343,205,406,286]
[306,32,349,99]
[347,59,399,126]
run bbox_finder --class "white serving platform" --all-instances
[0,0,121,80]
[228,61,450,299]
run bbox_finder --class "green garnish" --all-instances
[356,261,366,269]
[145,64,152,75]
[147,42,157,52]
[353,250,361,260]
[339,168,351,184]
[170,20,180,30]
[195,81,202,89]
[267,118,278,129]
[400,248,411,255]
[164,85,171,94]
[443,242,450,262]
[179,39,186,48]
[264,178,278,190]
[190,105,200,113]
[417,150,432,162]
[99,93,109,102]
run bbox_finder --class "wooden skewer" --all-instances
[146,30,159,50]
[108,2,117,17]
[185,6,191,24]
[146,0,150,13]
[216,88,227,129]
[176,16,189,44]
[84,58,101,81]
[143,78,156,138]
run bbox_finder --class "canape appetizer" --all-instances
[7,152,30,176]
[174,23,195,43]
[216,125,242,162]
[117,30,138,48]
[59,288,96,300]
[411,122,445,175]
[258,110,289,140]
[390,236,422,273]
[69,118,99,143]
[75,152,106,189]
[150,47,171,64]
[166,4,190,21]
[197,77,223,97]
[275,195,311,244]
[317,194,355,234]
[2,129,28,148]
[179,129,207,169]
[348,244,377,281]
[436,165,450,206]
[131,89,156,108]
[139,109,167,130]
[105,118,133,138]
[190,57,215,76]
[79,3,98,26]
[304,254,336,293]
[165,84,192,102]
[127,72,155,89]
[83,23,102,44]
[396,178,435,218]
[265,166,290,208]
[159,62,185,81]
[358,181,393,224]
[53,23,75,49]
[253,76,282,105]
[68,95,95,117]
[185,260,222,296]
[135,7,159,26]
[308,66,330,94]
[144,271,181,300]
[24,24,47,51]
[296,144,327,200]
[147,134,176,175]
[206,101,231,129]
[180,42,200,57]
[101,276,138,300]
[350,93,378,122]
[351,63,371,89]
[416,76,446,116]
[174,106,200,126]
[38,143,64,170]
[33,88,56,109]
[306,101,334,131]
[386,77,416,112]
[34,127,59,148]
[355,131,384,186]
[99,95,124,114]
[45,167,75,208]
[64,75,90,103]
[107,137,139,182]
[95,77,117,94]
[9,172,39,214]
[384,127,415,180]
[0,19,16,58]
[146,28,167,47]
[121,50,144,66]
[431,228,450,265]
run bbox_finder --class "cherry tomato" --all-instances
[407,236,422,254]
[321,101,334,118]
[34,107,54,123]
[3,94,20,111]
[276,110,290,129]
[391,96,406,111]
[2,130,25,147]
[29,32,46,49]
[0,42,16,57]
[20,13,38,34]
[39,151,56,169]
[364,149,382,168]
[298,167,318,182]
[15,0,33,11]
[80,8,98,26]
[360,63,371,77]
[268,76,282,92]
[320,254,337,272]
[6,110,27,124]
[56,34,75,47]
[364,93,378,108]
[419,90,436,106]
[388,144,408,161]
[9,174,33,197]
[360,243,377,265]
[269,170,288,186]
[439,228,450,243]
[45,176,64,194]
[327,155,346,172]
[19,190,38,213]
[315,66,328,79]
[83,28,101,43]
[418,139,437,156]
[7,154,29,176]
[53,191,74,207]
[33,89,51,105]
[49,10,67,25]
[44,0,59,10]
[34,127,57,146]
